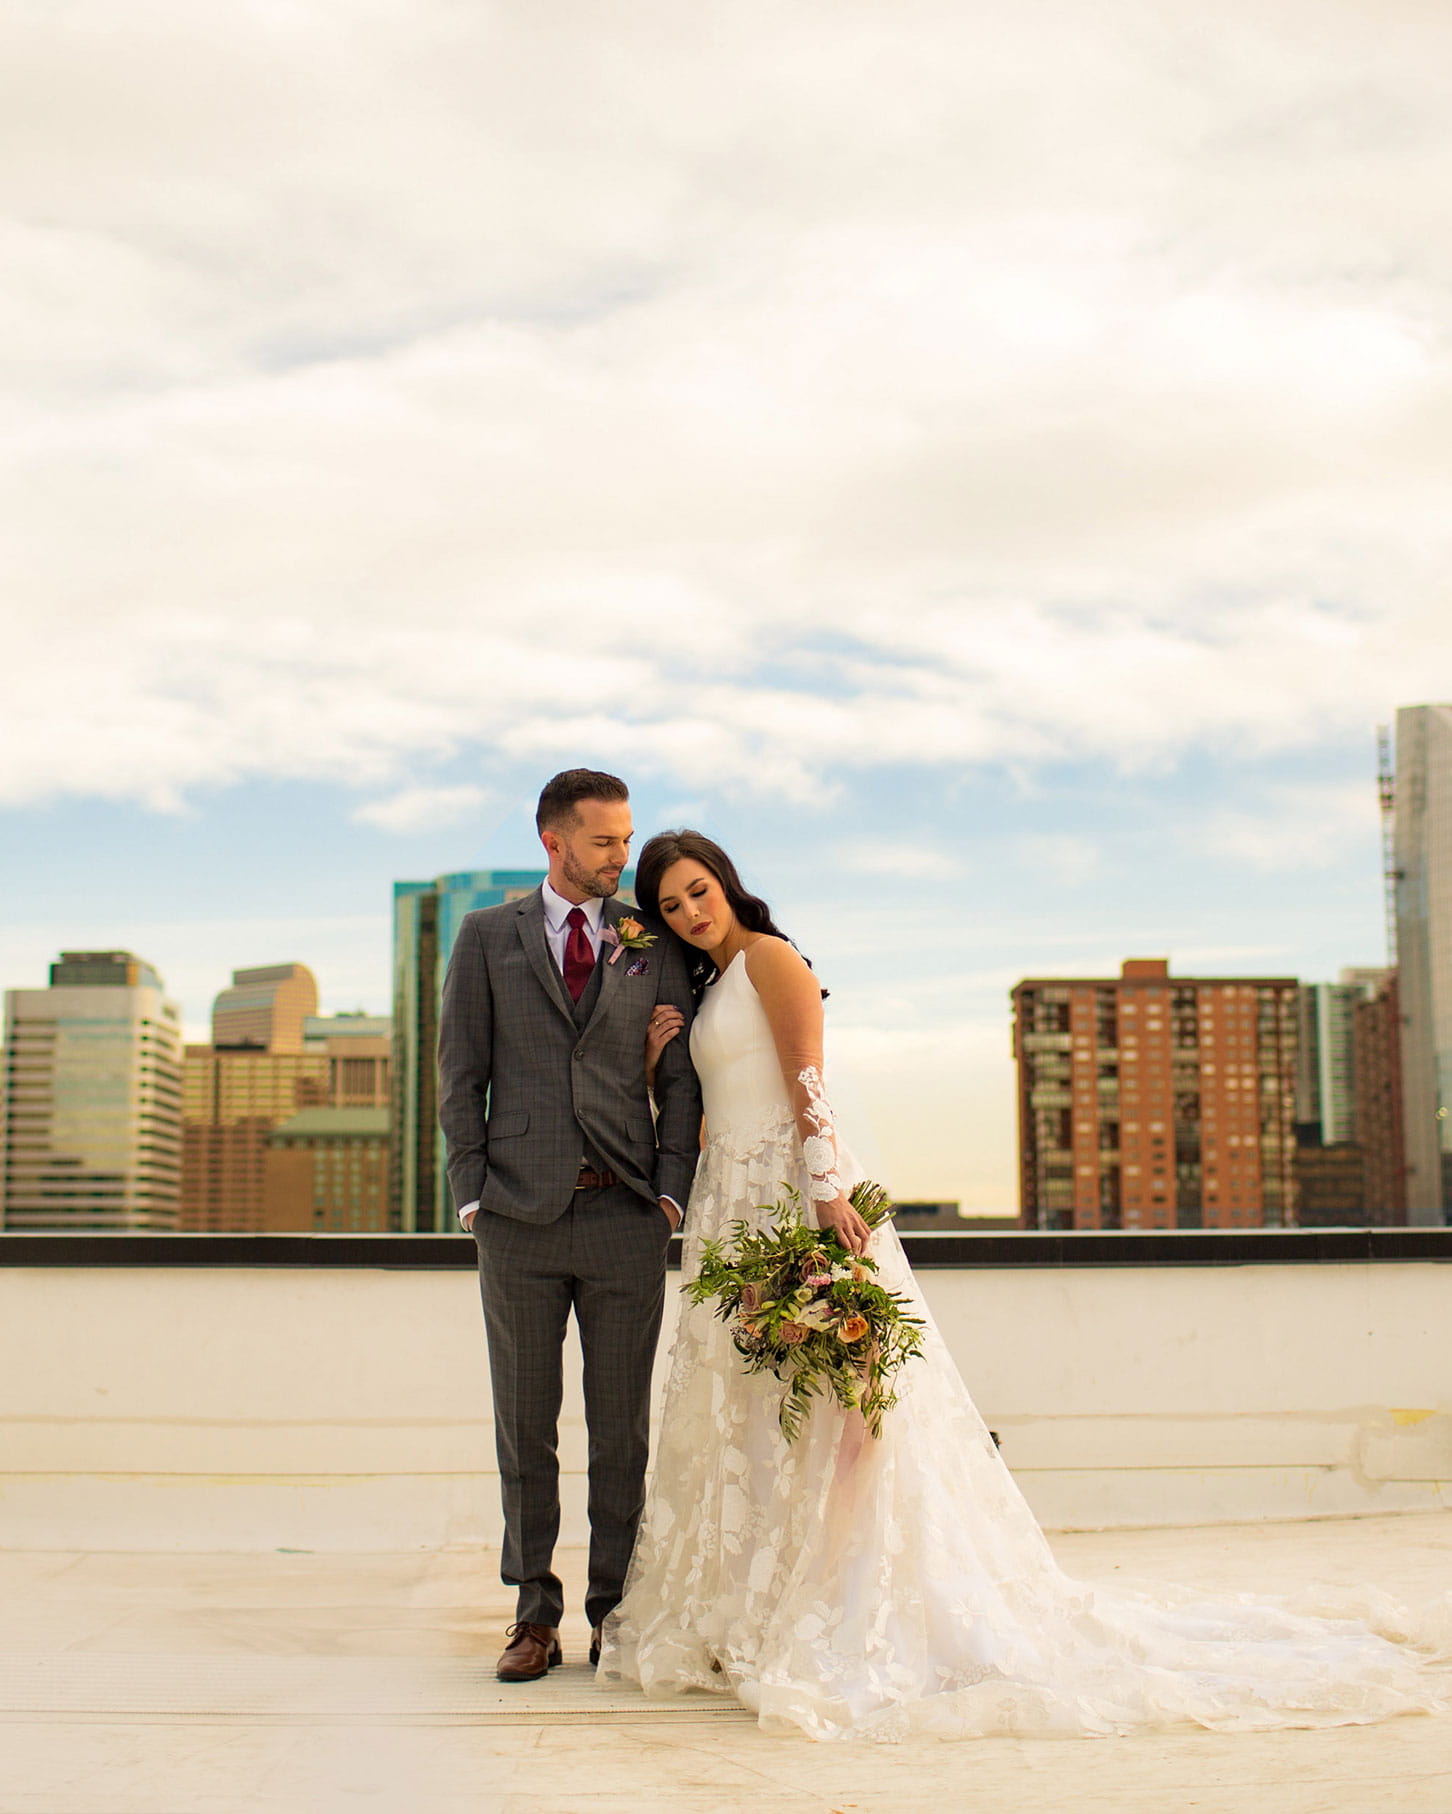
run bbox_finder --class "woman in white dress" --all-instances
[601,830,1450,1742]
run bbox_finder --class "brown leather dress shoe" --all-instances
[496,1621,562,1682]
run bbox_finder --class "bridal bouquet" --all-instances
[685,1181,925,1442]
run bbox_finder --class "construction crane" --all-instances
[1377,725,1398,966]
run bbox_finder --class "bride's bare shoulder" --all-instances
[743,936,817,996]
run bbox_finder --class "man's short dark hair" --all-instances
[536,769,630,833]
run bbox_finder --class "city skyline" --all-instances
[0,726,1405,1214]
[5,1,1451,1209]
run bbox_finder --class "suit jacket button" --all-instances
[573,1050,583,1061]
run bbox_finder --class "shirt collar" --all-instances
[541,878,605,934]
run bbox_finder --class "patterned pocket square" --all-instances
[626,956,650,976]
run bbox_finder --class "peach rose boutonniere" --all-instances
[604,915,658,965]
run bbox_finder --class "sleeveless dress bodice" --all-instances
[689,951,793,1143]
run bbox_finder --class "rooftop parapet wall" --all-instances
[1,1233,1448,1552]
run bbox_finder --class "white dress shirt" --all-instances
[540,877,606,971]
[458,882,680,1227]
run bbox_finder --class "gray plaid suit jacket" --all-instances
[437,888,701,1222]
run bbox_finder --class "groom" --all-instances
[438,769,701,1681]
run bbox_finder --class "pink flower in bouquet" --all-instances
[778,1321,810,1345]
[740,1283,765,1314]
[803,1272,832,1288]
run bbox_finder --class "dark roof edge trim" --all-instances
[0,1228,1448,1269]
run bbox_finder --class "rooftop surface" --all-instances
[4,1514,1450,1814]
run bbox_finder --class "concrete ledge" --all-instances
[2,1257,1448,1548]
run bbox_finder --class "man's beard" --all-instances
[560,847,621,899]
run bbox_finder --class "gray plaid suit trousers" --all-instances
[474,1184,670,1629]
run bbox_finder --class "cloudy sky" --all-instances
[3,0,1450,1209]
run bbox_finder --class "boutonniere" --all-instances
[604,915,657,966]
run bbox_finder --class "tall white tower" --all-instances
[1393,704,1452,1224]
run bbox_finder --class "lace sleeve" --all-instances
[794,1064,845,1204]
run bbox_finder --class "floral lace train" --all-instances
[602,1115,1452,1743]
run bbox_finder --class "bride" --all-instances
[599,829,1451,1743]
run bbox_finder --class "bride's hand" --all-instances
[645,1004,685,1090]
[816,1193,871,1257]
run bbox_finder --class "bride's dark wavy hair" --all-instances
[634,830,824,1000]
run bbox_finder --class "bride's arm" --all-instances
[644,1003,684,1094]
[745,938,871,1257]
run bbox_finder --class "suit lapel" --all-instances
[516,890,577,1027]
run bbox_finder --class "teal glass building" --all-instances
[390,871,545,1232]
[390,867,641,1231]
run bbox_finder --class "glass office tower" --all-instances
[2,952,183,1231]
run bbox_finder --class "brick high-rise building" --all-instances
[180,965,391,1232]
[2,952,182,1230]
[1013,959,1299,1230]
[1292,1134,1367,1226]
[1352,972,1408,1223]
[263,1107,390,1232]
[1290,968,1392,1225]
[180,1047,328,1231]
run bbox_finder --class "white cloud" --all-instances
[3,0,1451,813]
[352,784,494,835]
[1202,781,1382,872]
[1014,836,1102,887]
[833,842,967,882]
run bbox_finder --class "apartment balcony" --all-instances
[2,1229,1450,1813]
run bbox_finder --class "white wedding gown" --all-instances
[601,951,1451,1741]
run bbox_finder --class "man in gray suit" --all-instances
[438,769,701,1681]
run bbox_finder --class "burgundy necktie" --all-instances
[563,906,594,1002]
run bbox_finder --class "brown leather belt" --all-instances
[574,1166,617,1191]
